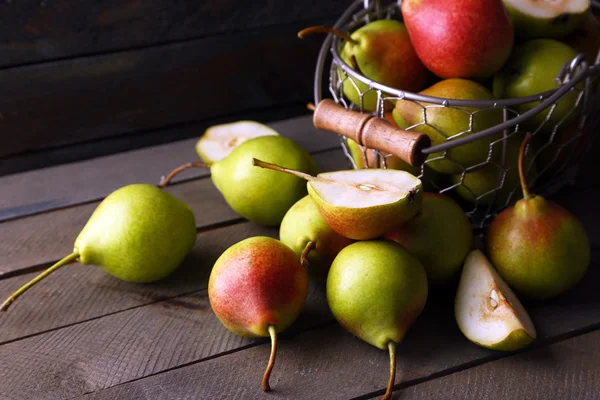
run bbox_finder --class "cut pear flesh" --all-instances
[455,250,536,351]
[504,0,589,18]
[311,169,421,208]
[196,121,279,164]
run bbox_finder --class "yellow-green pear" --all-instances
[195,120,279,164]
[1,184,197,311]
[327,241,428,400]
[253,159,422,240]
[455,250,536,351]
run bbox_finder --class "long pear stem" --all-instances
[159,162,210,187]
[300,241,315,268]
[1,252,80,312]
[262,325,278,392]
[382,342,397,400]
[518,133,533,200]
[297,26,357,44]
[252,159,315,181]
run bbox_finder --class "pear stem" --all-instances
[306,102,316,112]
[252,159,316,181]
[297,26,357,44]
[1,252,79,312]
[262,325,278,392]
[518,133,533,200]
[159,162,210,187]
[300,241,315,268]
[382,341,397,400]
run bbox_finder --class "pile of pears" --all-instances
[300,0,598,208]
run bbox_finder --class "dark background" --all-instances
[0,0,351,176]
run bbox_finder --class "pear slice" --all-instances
[503,0,590,39]
[196,121,279,164]
[455,249,536,351]
[253,159,422,240]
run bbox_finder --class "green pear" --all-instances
[485,134,590,300]
[393,79,503,174]
[195,120,279,164]
[455,250,536,351]
[299,20,429,112]
[503,0,590,39]
[208,236,308,391]
[279,196,354,282]
[493,39,581,133]
[253,159,423,240]
[385,193,473,286]
[450,134,538,207]
[1,184,197,311]
[327,240,428,400]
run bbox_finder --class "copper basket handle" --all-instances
[312,99,430,167]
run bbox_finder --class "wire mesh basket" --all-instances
[312,0,600,228]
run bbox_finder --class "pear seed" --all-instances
[489,289,499,309]
[357,183,378,191]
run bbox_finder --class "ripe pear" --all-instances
[503,0,590,39]
[450,134,537,207]
[385,193,473,286]
[1,184,197,311]
[327,241,428,400]
[393,79,503,174]
[195,120,279,164]
[299,20,428,112]
[279,196,354,282]
[455,250,536,351]
[253,159,422,240]
[208,236,308,392]
[486,134,590,300]
[493,39,581,133]
[161,135,317,226]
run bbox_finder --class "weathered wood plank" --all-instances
[0,149,350,277]
[0,115,341,222]
[398,329,600,400]
[0,20,330,159]
[77,254,600,400]
[0,0,348,68]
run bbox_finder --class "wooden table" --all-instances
[1,115,599,400]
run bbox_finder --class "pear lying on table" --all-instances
[253,159,422,240]
[1,184,197,312]
[208,236,308,392]
[195,120,279,164]
[455,250,536,351]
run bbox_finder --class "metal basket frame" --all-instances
[312,0,600,227]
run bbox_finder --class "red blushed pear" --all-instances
[401,0,514,79]
[208,236,309,392]
[485,133,590,300]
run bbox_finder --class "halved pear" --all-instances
[253,159,422,240]
[196,121,279,164]
[455,250,536,351]
[503,0,590,39]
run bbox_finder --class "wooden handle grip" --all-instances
[312,99,430,167]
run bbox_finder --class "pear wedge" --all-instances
[196,121,279,164]
[455,249,536,351]
[253,159,422,240]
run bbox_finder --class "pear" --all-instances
[455,249,536,351]
[208,236,308,392]
[327,241,428,400]
[195,120,279,164]
[485,134,590,300]
[279,196,354,282]
[493,39,581,133]
[161,135,317,226]
[385,193,473,286]
[503,0,590,39]
[1,184,197,311]
[393,79,503,174]
[450,134,538,207]
[298,20,428,112]
[253,159,422,240]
